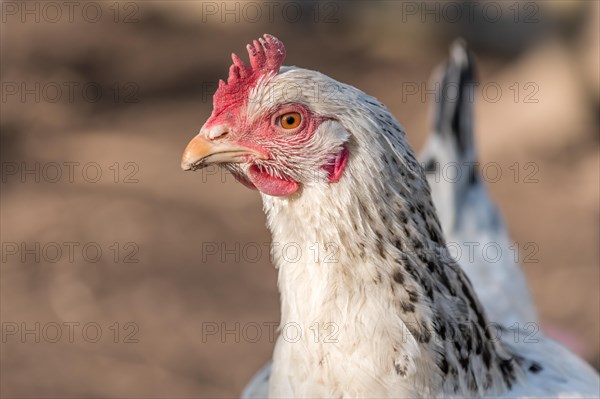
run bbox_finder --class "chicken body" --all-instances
[182,35,599,398]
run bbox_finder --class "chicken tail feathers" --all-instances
[432,39,477,165]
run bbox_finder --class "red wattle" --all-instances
[247,165,299,197]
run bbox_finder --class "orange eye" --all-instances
[278,112,302,129]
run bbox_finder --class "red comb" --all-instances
[213,34,286,109]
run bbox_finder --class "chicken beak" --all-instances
[181,132,265,171]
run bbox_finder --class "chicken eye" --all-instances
[278,112,302,129]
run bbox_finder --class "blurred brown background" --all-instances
[1,1,598,398]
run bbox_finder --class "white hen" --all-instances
[181,35,600,398]
[241,39,541,399]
